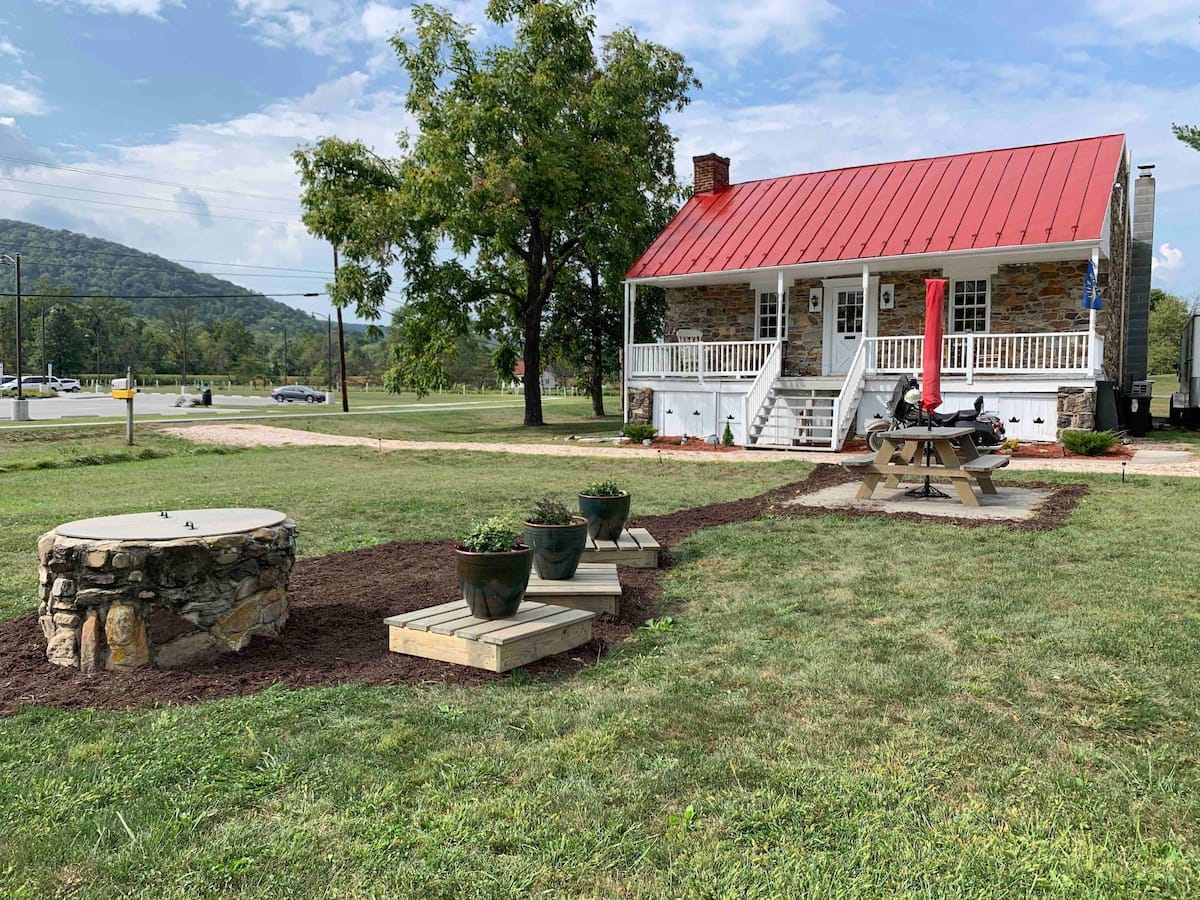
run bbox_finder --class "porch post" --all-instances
[776,268,785,346]
[622,282,632,423]
[1088,247,1100,374]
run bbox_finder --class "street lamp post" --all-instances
[0,252,27,420]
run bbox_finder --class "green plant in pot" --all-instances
[455,516,532,619]
[523,498,588,581]
[579,480,631,541]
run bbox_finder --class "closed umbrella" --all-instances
[921,278,947,422]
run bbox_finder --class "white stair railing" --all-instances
[830,339,870,450]
[742,342,782,445]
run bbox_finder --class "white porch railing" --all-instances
[742,341,782,442]
[629,340,775,379]
[830,338,870,450]
[866,331,1098,382]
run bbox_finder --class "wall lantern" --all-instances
[879,283,895,310]
[808,288,822,313]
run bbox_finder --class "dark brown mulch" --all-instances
[0,466,1086,716]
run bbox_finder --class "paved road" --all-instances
[4,390,285,421]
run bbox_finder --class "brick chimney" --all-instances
[693,153,730,194]
[1125,164,1155,386]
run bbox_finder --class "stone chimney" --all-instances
[693,153,730,194]
[1125,164,1155,386]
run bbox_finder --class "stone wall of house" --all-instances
[1057,386,1097,432]
[37,520,296,672]
[627,387,653,424]
[990,261,1090,332]
[664,284,755,341]
[1102,151,1132,380]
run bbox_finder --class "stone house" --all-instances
[622,134,1156,448]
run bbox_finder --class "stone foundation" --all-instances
[627,387,653,425]
[1057,387,1097,433]
[37,518,296,672]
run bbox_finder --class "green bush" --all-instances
[527,498,574,526]
[460,516,523,553]
[1061,429,1118,456]
[582,479,624,497]
[722,422,734,446]
[622,423,658,443]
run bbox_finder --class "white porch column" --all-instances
[622,282,632,423]
[776,269,785,345]
[1088,247,1100,375]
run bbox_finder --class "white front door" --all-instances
[823,285,866,375]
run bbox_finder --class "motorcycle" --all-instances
[865,376,1005,452]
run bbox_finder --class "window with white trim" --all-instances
[755,289,787,340]
[949,278,989,333]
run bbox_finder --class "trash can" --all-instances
[1094,381,1120,432]
[201,388,212,407]
[1122,380,1152,437]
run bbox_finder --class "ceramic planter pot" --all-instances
[578,491,631,541]
[455,545,533,619]
[523,516,588,580]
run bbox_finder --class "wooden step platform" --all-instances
[385,600,594,673]
[582,527,661,568]
[525,563,621,615]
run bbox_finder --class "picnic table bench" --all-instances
[841,426,1009,507]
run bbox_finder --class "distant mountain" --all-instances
[0,220,324,333]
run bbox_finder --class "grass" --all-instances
[261,393,623,444]
[0,427,238,474]
[1,437,1199,894]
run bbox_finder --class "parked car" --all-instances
[20,375,82,393]
[271,385,326,403]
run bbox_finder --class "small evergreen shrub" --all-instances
[721,422,734,446]
[1061,429,1118,456]
[622,423,658,443]
[527,498,575,526]
[460,516,523,553]
[582,479,624,497]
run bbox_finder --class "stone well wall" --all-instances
[37,519,297,672]
[1057,387,1097,434]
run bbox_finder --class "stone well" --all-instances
[37,509,297,672]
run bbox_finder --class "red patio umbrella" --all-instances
[922,279,947,421]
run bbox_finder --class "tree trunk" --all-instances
[522,299,544,426]
[587,263,605,417]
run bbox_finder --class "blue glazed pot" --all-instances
[455,545,533,619]
[578,492,631,541]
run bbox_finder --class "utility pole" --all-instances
[334,245,349,412]
[41,305,47,379]
[0,252,26,420]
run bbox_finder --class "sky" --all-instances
[0,0,1197,323]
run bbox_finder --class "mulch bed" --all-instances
[1005,442,1135,460]
[623,436,743,453]
[0,466,1086,716]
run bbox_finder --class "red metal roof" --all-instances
[627,134,1126,279]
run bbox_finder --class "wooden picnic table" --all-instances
[841,425,1009,508]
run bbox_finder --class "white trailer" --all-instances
[1170,312,1200,426]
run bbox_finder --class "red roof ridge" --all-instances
[720,133,1127,190]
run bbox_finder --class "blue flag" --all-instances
[1082,260,1102,310]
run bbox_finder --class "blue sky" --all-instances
[0,0,1197,321]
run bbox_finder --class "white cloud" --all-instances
[361,1,412,40]
[37,0,181,18]
[0,83,50,116]
[1047,0,1200,49]
[0,39,22,61]
[1153,242,1184,274]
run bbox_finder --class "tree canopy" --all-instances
[1174,123,1200,152]
[382,0,697,424]
[1148,288,1194,375]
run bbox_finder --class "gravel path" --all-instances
[164,422,1200,476]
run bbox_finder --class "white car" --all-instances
[20,375,82,393]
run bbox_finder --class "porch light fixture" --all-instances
[808,288,822,313]
[879,283,895,310]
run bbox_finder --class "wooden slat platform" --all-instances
[525,563,621,615]
[384,600,594,672]
[582,527,660,568]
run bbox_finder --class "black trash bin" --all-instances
[201,388,212,407]
[1122,381,1152,437]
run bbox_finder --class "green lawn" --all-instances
[262,393,623,443]
[1,442,1199,895]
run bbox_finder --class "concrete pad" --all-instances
[786,481,1052,521]
[1130,449,1193,465]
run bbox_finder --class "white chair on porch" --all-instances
[675,328,702,373]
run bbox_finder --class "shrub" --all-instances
[1061,429,1118,456]
[582,479,624,497]
[460,516,523,553]
[721,422,734,446]
[622,423,657,443]
[527,498,574,526]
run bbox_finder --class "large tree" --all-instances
[1148,288,1193,375]
[386,0,696,425]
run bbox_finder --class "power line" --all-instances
[0,240,332,274]
[0,174,301,217]
[0,186,298,226]
[24,260,328,279]
[0,153,300,204]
